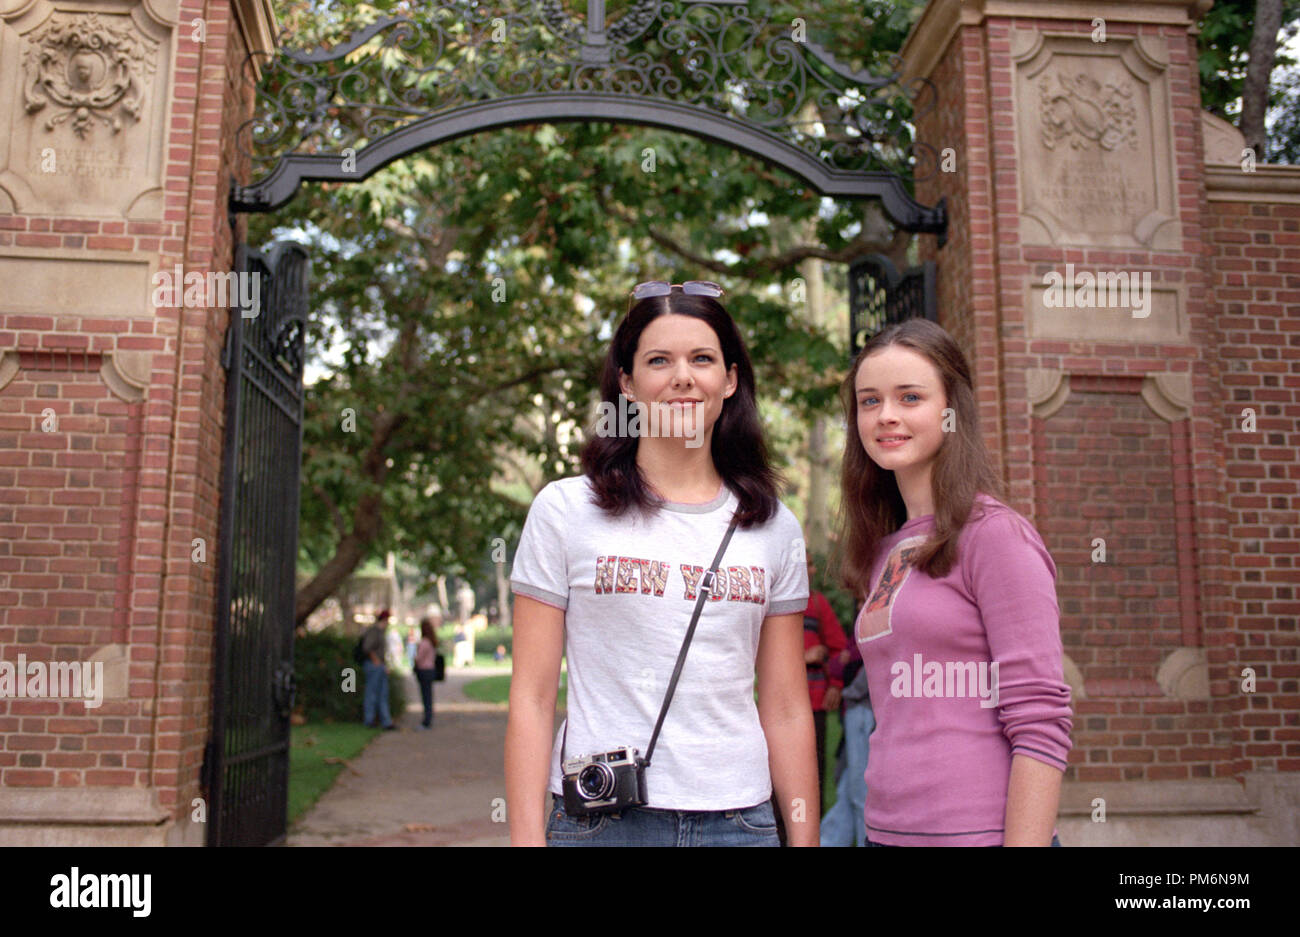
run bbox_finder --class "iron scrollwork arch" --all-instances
[231,1,946,238]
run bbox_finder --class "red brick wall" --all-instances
[1035,377,1222,781]
[0,352,145,785]
[0,0,251,827]
[911,15,1276,784]
[1206,196,1300,773]
[915,26,999,474]
[157,0,251,823]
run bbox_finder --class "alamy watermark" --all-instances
[50,867,150,917]
[594,395,706,449]
[150,264,261,317]
[890,654,999,708]
[1042,264,1152,319]
[0,655,104,709]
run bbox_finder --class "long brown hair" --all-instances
[419,617,437,643]
[837,318,1002,596]
[579,289,781,527]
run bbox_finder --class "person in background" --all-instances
[406,625,420,669]
[803,555,848,807]
[413,617,440,730]
[452,622,473,667]
[820,637,872,847]
[385,619,406,672]
[361,609,397,731]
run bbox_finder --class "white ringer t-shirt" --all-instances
[510,474,809,810]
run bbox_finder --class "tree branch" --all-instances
[592,184,901,277]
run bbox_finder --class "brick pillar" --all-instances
[0,0,273,845]
[900,0,1298,842]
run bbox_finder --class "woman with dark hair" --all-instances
[838,317,1072,846]
[505,280,816,847]
[413,616,441,729]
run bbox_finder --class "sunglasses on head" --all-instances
[629,280,725,303]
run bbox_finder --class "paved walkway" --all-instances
[287,664,548,847]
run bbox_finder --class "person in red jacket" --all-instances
[804,555,848,805]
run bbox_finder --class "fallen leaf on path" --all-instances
[323,756,362,776]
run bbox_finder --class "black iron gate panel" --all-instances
[206,240,309,847]
[848,254,937,358]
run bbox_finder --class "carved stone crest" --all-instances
[1039,71,1137,152]
[22,12,158,138]
[1013,32,1179,249]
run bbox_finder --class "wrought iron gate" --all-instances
[848,254,937,358]
[206,240,310,847]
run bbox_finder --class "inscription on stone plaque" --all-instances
[1013,31,1179,250]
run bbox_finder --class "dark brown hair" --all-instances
[837,318,1002,596]
[579,290,781,527]
[419,617,437,643]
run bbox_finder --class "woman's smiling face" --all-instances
[853,344,948,476]
[618,313,736,443]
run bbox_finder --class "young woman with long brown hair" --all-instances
[504,280,817,847]
[413,615,441,729]
[838,317,1072,846]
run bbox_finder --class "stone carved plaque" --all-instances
[0,0,176,218]
[22,12,156,137]
[1024,278,1187,343]
[1013,31,1180,249]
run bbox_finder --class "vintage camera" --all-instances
[561,746,648,816]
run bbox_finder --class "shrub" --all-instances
[294,630,405,723]
[809,550,858,637]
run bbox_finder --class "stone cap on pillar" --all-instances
[234,0,279,67]
[899,0,1215,84]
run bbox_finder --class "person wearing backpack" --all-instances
[360,609,397,730]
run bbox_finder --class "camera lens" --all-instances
[577,763,614,801]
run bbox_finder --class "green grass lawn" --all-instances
[463,671,567,706]
[288,722,381,827]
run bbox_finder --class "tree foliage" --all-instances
[245,0,1300,623]
[249,0,920,620]
[1197,0,1300,160]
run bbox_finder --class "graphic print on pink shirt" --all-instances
[856,534,928,643]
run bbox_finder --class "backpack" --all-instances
[352,634,368,665]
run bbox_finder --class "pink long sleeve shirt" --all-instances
[855,494,1073,846]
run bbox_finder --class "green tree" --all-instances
[1198,0,1300,160]
[249,0,919,622]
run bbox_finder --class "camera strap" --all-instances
[560,513,741,768]
[642,512,739,766]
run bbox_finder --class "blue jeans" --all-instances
[820,703,874,847]
[545,794,780,847]
[866,834,1062,846]
[362,660,392,727]
[414,667,436,726]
